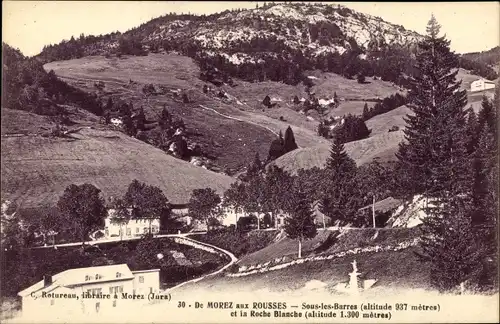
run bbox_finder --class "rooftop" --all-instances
[18,264,135,297]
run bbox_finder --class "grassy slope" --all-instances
[175,247,429,295]
[238,227,420,266]
[44,54,279,172]
[272,130,405,173]
[1,109,234,208]
[307,71,406,100]
[366,105,412,135]
[219,71,404,134]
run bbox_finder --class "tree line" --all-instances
[2,43,103,117]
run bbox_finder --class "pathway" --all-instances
[162,236,238,293]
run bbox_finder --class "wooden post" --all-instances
[298,240,302,259]
[372,194,376,228]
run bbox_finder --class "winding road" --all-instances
[163,236,238,293]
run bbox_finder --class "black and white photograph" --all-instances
[1,1,499,323]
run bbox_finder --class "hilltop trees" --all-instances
[334,114,371,143]
[2,42,102,116]
[118,35,147,56]
[57,183,107,242]
[396,16,484,291]
[267,127,299,162]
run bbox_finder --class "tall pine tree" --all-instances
[397,15,481,291]
[396,15,470,199]
[283,126,298,153]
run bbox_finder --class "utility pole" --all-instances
[372,194,376,228]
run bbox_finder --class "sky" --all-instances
[3,1,499,57]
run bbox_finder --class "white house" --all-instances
[470,78,496,92]
[110,118,123,127]
[18,264,160,317]
[104,209,160,239]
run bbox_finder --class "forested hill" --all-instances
[2,43,102,117]
[35,3,496,88]
[460,46,500,76]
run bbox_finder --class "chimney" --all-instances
[43,275,53,287]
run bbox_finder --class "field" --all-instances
[1,109,234,208]
[366,105,412,135]
[306,71,406,100]
[272,130,405,173]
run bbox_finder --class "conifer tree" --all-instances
[284,189,317,258]
[135,106,146,131]
[396,15,470,198]
[362,103,370,120]
[159,106,173,130]
[397,15,480,291]
[477,95,496,135]
[466,108,478,154]
[245,152,262,179]
[319,136,361,225]
[267,131,285,162]
[105,97,113,111]
[283,126,298,153]
[263,95,271,108]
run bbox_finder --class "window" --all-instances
[85,275,92,281]
[135,228,139,233]
[109,286,123,294]
[139,276,144,283]
[95,302,100,313]
[126,228,131,236]
[112,300,117,307]
[88,288,102,295]
[50,299,55,306]
[95,274,102,280]
[116,272,122,278]
[143,227,148,233]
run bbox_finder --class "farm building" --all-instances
[470,78,496,92]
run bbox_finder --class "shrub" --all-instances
[262,95,271,108]
[226,263,240,274]
[142,84,156,96]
